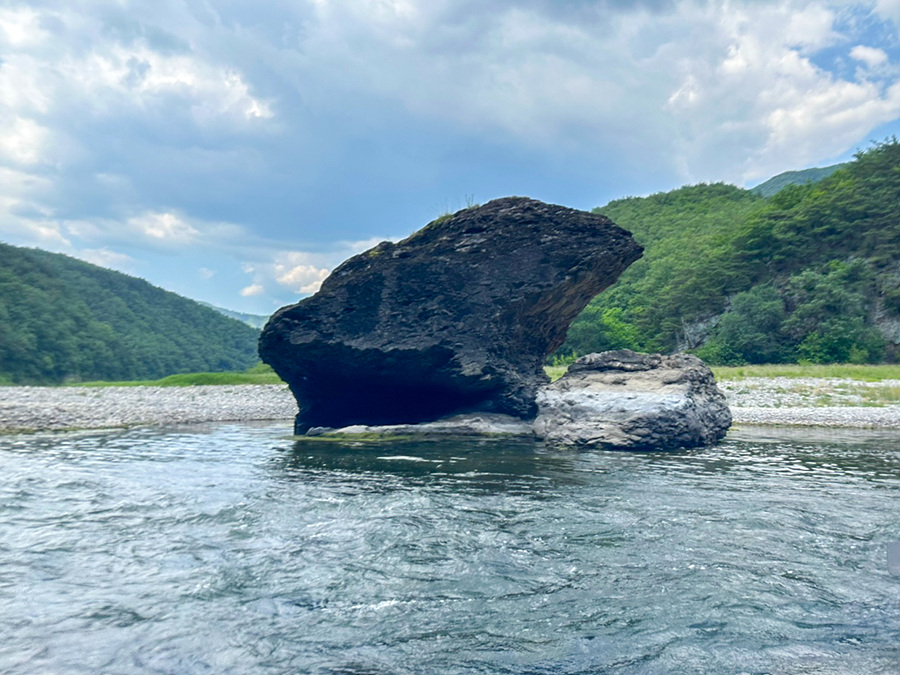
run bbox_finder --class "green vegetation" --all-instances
[561,140,900,366]
[0,243,262,384]
[697,260,885,365]
[72,363,285,387]
[562,182,766,355]
[544,365,567,382]
[712,363,900,381]
[750,163,848,198]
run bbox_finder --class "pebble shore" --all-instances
[0,385,298,433]
[1,378,899,433]
[719,377,900,429]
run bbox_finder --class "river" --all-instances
[1,422,898,674]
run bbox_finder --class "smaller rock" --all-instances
[306,413,534,438]
[533,350,731,450]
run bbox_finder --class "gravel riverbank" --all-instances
[1,378,899,433]
[0,385,298,433]
[720,377,900,429]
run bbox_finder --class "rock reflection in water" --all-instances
[276,436,588,494]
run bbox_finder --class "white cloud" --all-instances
[59,45,274,125]
[77,248,134,271]
[276,262,330,294]
[240,283,265,297]
[850,45,889,67]
[284,0,900,182]
[12,219,71,248]
[875,0,900,23]
[642,1,900,182]
[128,211,200,244]
[234,236,395,304]
[0,4,275,209]
[45,44,275,130]
[0,7,47,48]
[1,0,895,224]
[0,116,50,165]
[49,210,250,255]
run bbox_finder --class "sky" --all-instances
[4,0,900,315]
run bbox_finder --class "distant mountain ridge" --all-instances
[201,302,269,329]
[750,163,849,197]
[0,243,261,384]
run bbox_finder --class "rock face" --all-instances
[259,197,642,434]
[533,350,731,449]
[306,413,534,438]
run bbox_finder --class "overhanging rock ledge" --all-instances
[259,197,643,434]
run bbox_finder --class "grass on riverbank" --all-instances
[72,363,285,387]
[711,363,900,381]
[72,364,571,387]
[550,362,900,383]
[51,362,900,388]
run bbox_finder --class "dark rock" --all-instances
[259,197,642,434]
[533,350,732,449]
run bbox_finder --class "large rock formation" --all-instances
[533,350,732,449]
[259,197,642,434]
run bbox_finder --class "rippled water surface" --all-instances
[1,422,899,674]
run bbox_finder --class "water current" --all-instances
[1,422,899,674]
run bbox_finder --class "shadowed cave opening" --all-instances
[287,345,504,434]
[294,379,499,433]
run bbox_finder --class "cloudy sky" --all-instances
[4,0,900,315]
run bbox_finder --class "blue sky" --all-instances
[4,0,900,315]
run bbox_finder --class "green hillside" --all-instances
[0,243,261,384]
[562,140,900,365]
[750,163,848,197]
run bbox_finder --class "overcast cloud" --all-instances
[2,0,900,313]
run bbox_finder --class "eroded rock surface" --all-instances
[533,350,731,449]
[307,413,534,438]
[259,197,642,434]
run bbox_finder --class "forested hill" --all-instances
[0,243,261,384]
[750,163,848,197]
[562,140,900,365]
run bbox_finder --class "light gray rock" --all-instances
[307,413,534,438]
[533,350,731,449]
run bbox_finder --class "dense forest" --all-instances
[0,244,261,384]
[561,140,900,365]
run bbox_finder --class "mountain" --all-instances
[200,302,270,329]
[0,243,261,384]
[750,163,849,198]
[561,140,900,365]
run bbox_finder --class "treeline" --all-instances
[0,244,261,384]
[560,140,900,365]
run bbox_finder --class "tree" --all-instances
[697,285,788,364]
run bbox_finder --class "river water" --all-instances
[1,422,898,674]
